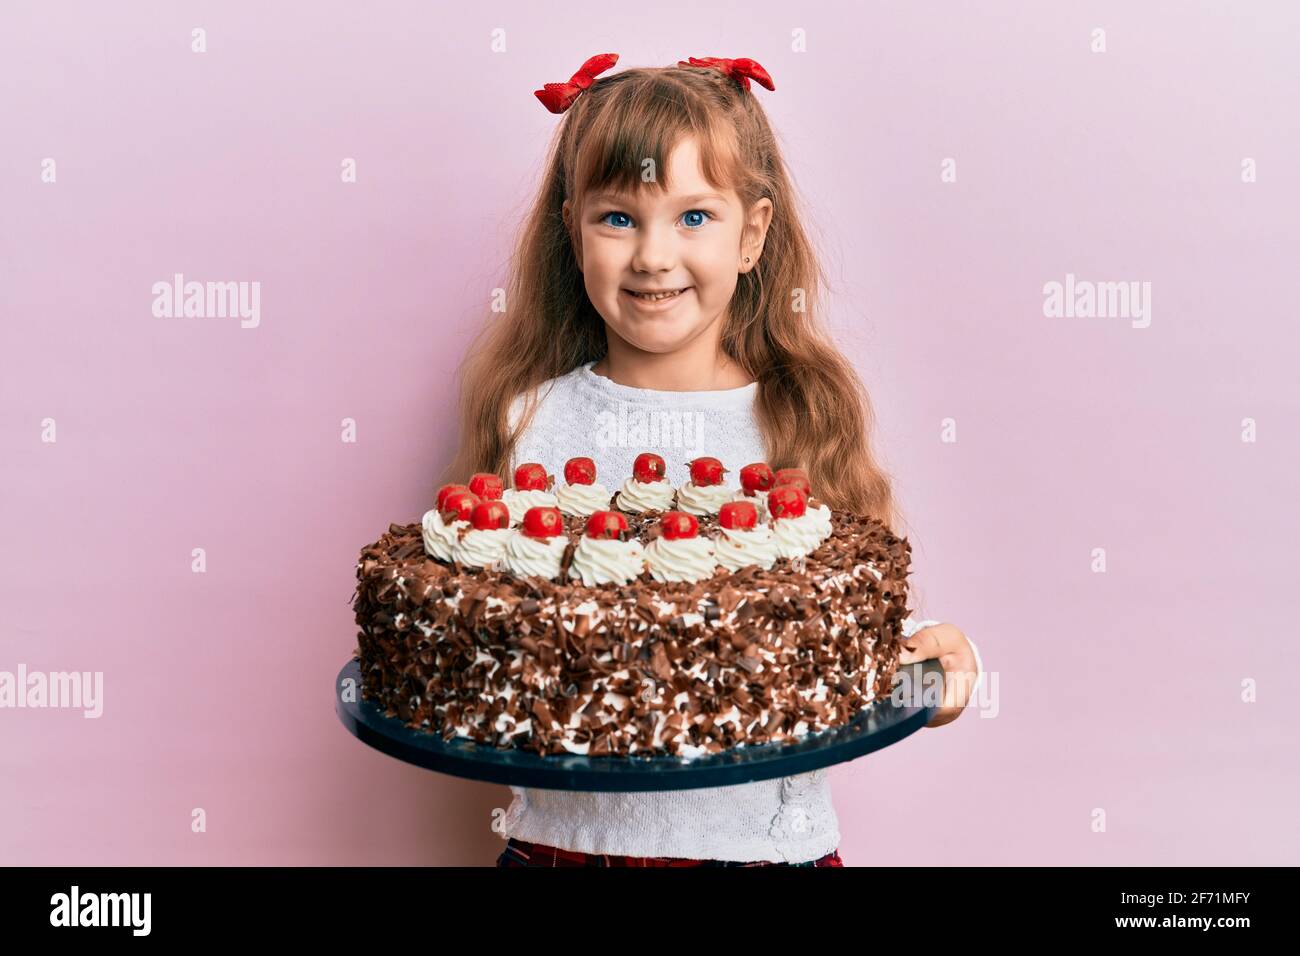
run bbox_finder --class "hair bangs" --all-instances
[572,76,743,213]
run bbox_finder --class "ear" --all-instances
[562,199,583,272]
[739,197,773,273]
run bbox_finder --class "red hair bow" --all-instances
[534,53,619,113]
[676,56,775,92]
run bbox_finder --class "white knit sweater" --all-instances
[495,360,984,863]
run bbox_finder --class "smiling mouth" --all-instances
[624,287,690,301]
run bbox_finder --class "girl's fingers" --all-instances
[896,624,979,725]
[897,625,945,664]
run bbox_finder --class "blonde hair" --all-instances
[445,62,902,531]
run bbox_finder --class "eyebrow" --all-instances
[589,191,727,206]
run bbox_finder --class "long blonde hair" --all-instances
[446,62,901,531]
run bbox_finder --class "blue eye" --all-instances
[598,210,714,229]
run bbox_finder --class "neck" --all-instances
[592,323,754,391]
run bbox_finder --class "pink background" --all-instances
[2,1,1296,865]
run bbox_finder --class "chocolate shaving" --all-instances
[558,540,578,580]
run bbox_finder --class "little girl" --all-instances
[443,53,985,867]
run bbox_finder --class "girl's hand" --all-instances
[897,623,980,728]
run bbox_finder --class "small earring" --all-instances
[744,257,751,263]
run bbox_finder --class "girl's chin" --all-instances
[618,330,702,355]
[605,318,704,354]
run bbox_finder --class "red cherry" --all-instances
[564,456,597,485]
[773,468,811,498]
[441,490,481,523]
[468,472,504,500]
[718,500,758,531]
[739,463,774,494]
[522,506,564,538]
[585,510,629,540]
[632,452,666,484]
[660,511,699,540]
[470,499,510,531]
[436,483,470,511]
[767,485,807,520]
[688,456,727,486]
[514,462,549,491]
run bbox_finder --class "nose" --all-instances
[630,220,677,275]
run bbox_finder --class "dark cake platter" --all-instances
[335,656,942,791]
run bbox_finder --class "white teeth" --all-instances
[629,289,683,301]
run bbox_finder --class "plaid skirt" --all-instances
[496,837,844,867]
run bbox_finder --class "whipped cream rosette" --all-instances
[501,488,559,525]
[557,482,612,516]
[675,455,734,516]
[806,500,834,544]
[712,500,779,571]
[771,515,823,560]
[451,527,512,569]
[568,511,647,586]
[644,511,717,583]
[675,481,734,515]
[569,536,647,586]
[613,451,675,512]
[423,485,479,561]
[712,496,769,572]
[767,485,823,560]
[450,498,512,570]
[614,476,675,512]
[555,456,611,516]
[501,463,558,525]
[645,534,717,582]
[500,506,569,579]
[421,508,464,561]
[714,524,779,571]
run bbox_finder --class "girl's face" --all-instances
[564,136,772,357]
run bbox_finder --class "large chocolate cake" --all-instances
[351,501,914,761]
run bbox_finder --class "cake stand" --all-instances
[336,656,943,791]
